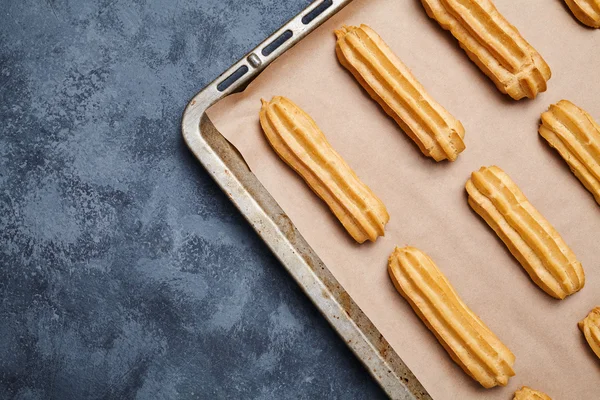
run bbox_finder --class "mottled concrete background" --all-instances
[0,0,388,399]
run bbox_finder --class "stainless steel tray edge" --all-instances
[181,2,432,399]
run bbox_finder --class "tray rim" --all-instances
[181,1,431,398]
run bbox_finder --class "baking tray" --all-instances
[181,1,431,398]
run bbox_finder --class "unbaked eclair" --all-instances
[539,100,600,206]
[420,0,551,100]
[466,166,584,299]
[259,96,389,243]
[335,24,465,161]
[388,246,515,388]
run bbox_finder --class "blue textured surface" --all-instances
[0,0,387,398]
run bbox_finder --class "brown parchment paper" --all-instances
[207,0,600,398]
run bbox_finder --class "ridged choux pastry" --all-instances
[514,386,552,400]
[259,96,389,243]
[579,307,600,359]
[335,24,465,161]
[466,166,585,299]
[420,0,551,100]
[388,246,515,388]
[564,0,600,28]
[539,100,600,205]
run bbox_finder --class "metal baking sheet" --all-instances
[181,1,430,398]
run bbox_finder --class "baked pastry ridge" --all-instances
[579,307,600,359]
[514,386,552,400]
[539,100,600,205]
[564,0,600,28]
[466,166,584,299]
[420,0,551,99]
[388,246,515,388]
[259,96,389,243]
[335,24,465,161]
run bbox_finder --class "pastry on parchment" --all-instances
[334,24,465,161]
[539,100,600,205]
[564,0,600,28]
[514,386,552,400]
[388,246,515,388]
[466,166,585,299]
[259,96,389,243]
[420,0,551,100]
[579,307,600,359]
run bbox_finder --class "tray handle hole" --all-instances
[301,0,333,25]
[217,65,249,92]
[261,29,293,57]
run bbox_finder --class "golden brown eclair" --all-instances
[539,100,600,205]
[514,386,552,400]
[334,24,465,161]
[466,166,585,299]
[579,307,600,359]
[420,0,551,100]
[388,246,515,388]
[564,0,600,28]
[259,96,389,243]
